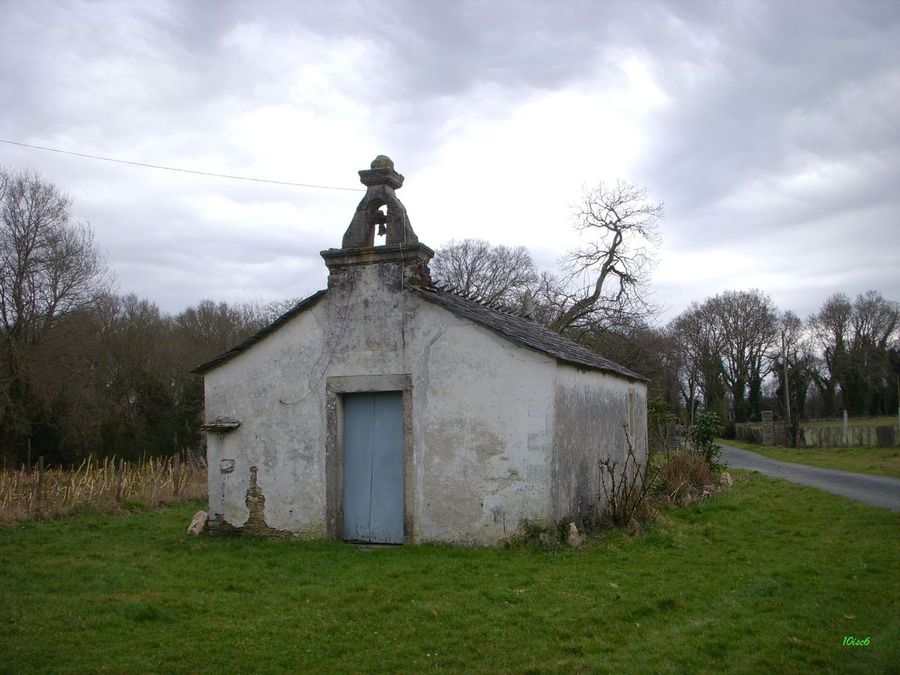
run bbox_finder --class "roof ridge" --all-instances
[427,282,523,318]
[194,284,648,382]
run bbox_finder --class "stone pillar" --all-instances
[761,410,774,446]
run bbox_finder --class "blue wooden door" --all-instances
[342,392,404,544]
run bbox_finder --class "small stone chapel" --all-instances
[195,156,648,545]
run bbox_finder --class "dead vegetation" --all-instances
[598,427,658,531]
[0,453,207,523]
[655,449,720,506]
[553,425,731,547]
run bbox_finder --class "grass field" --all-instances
[721,439,900,479]
[1,473,897,673]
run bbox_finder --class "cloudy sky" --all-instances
[1,0,898,323]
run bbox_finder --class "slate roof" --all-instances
[416,287,647,381]
[191,290,327,375]
[192,285,646,382]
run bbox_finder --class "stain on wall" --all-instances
[551,367,648,523]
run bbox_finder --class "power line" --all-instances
[0,138,365,192]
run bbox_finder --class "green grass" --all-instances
[1,479,898,674]
[721,439,900,479]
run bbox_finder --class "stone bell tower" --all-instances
[320,156,433,287]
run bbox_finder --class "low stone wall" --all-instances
[734,421,789,446]
[800,424,897,448]
[734,423,763,445]
[734,420,899,448]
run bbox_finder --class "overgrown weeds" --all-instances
[598,426,658,530]
[656,449,719,506]
[0,453,207,523]
[565,419,732,545]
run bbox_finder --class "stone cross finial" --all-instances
[341,156,419,248]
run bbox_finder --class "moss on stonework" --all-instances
[370,155,394,170]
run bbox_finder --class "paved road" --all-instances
[719,443,900,512]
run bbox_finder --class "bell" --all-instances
[378,223,387,236]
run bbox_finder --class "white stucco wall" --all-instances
[411,301,557,543]
[203,259,646,544]
[204,300,330,535]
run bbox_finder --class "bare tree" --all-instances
[670,301,727,422]
[808,291,898,416]
[590,322,682,402]
[846,291,899,415]
[0,168,109,452]
[0,169,107,341]
[670,290,778,423]
[808,293,852,416]
[431,239,538,307]
[773,311,815,444]
[708,290,779,422]
[548,181,662,333]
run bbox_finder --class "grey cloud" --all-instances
[632,1,900,259]
[1,0,898,318]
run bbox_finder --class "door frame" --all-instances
[325,374,414,542]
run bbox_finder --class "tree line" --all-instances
[0,168,295,467]
[667,289,899,425]
[3,167,897,464]
[436,239,898,432]
[428,227,898,433]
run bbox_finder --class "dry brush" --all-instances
[0,453,206,523]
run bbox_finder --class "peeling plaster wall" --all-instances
[413,302,557,544]
[204,258,644,544]
[205,261,421,537]
[204,297,330,536]
[550,366,648,523]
